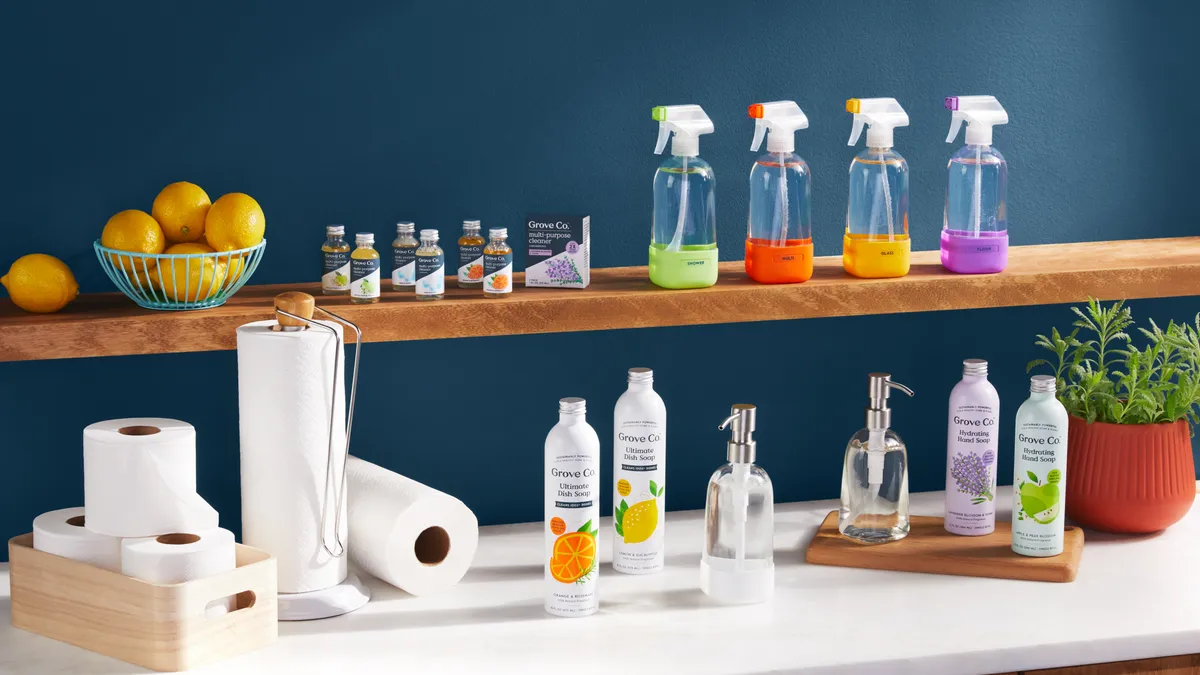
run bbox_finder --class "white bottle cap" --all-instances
[749,101,809,154]
[652,104,714,158]
[945,95,1008,146]
[846,98,909,149]
[355,232,373,245]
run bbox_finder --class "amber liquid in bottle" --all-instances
[458,220,485,289]
[321,225,351,295]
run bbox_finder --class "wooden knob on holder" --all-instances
[274,292,315,330]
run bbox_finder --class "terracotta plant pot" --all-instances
[1066,416,1195,533]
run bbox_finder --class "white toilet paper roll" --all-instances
[237,320,348,594]
[346,456,479,596]
[83,418,219,538]
[120,528,236,584]
[32,507,122,571]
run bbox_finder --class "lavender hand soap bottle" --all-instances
[944,359,1000,535]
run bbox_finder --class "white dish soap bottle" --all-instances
[613,367,667,575]
[544,397,600,617]
[840,373,915,543]
[701,404,774,604]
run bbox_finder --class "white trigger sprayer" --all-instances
[652,105,714,252]
[749,101,809,247]
[846,98,909,241]
[944,95,1008,237]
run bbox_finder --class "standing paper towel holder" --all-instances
[269,291,371,620]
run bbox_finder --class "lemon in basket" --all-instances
[154,243,227,302]
[1,254,79,313]
[152,182,211,243]
[101,209,166,271]
[205,193,265,252]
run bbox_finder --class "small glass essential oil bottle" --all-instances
[416,229,445,301]
[349,232,381,304]
[483,227,513,297]
[321,224,351,295]
[458,219,485,289]
[392,222,419,291]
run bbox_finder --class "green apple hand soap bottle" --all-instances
[649,104,717,289]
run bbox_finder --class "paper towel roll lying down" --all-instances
[32,507,122,572]
[346,456,478,596]
[83,418,218,538]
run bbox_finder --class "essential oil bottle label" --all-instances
[458,245,483,283]
[545,451,599,616]
[416,253,445,297]
[322,251,350,291]
[349,257,380,299]
[613,418,665,574]
[483,251,513,294]
[945,402,998,534]
[1013,420,1066,555]
[393,247,416,286]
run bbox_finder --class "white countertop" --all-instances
[4,487,1199,675]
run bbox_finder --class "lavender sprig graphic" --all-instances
[543,256,582,284]
[951,451,994,503]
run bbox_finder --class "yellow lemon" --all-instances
[130,267,159,294]
[621,498,659,544]
[1,254,79,313]
[152,182,211,243]
[154,243,226,301]
[221,251,248,284]
[205,193,265,251]
[101,209,165,271]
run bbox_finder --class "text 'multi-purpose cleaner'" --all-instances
[941,95,1010,274]
[745,101,814,284]
[650,105,717,289]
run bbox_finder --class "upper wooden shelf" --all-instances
[2,237,1198,363]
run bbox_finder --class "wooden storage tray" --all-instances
[805,511,1084,583]
[8,533,278,671]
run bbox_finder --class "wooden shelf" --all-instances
[2,237,1199,363]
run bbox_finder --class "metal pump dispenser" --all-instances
[702,404,774,604]
[839,373,914,543]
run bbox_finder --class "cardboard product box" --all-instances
[524,214,590,288]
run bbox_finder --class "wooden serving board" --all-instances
[805,511,1084,583]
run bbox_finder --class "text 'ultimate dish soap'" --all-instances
[745,101,813,284]
[650,105,717,289]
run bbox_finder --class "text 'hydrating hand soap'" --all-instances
[650,105,717,289]
[843,98,911,279]
[945,359,1000,535]
[544,397,600,617]
[942,95,1009,274]
[613,367,667,574]
[745,101,813,284]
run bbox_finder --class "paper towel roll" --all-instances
[121,528,236,584]
[346,456,479,596]
[83,418,219,538]
[237,319,348,594]
[32,507,122,571]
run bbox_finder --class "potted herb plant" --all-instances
[1029,299,1200,533]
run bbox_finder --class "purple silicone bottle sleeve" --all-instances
[940,229,1008,274]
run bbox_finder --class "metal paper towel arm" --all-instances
[273,292,361,558]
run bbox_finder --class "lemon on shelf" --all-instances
[152,182,211,243]
[153,242,227,302]
[2,254,79,313]
[205,193,265,252]
[101,209,166,271]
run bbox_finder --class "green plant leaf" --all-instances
[657,485,665,497]
[649,480,658,496]
[578,520,592,533]
[1026,470,1039,484]
[1047,469,1062,484]
[614,521,623,537]
[614,506,624,527]
[619,499,628,512]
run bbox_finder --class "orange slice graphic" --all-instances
[549,530,596,584]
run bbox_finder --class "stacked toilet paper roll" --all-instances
[346,456,479,596]
[122,529,237,583]
[32,507,122,571]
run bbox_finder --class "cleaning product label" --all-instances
[458,244,483,284]
[945,401,998,534]
[483,251,512,294]
[613,417,665,574]
[416,253,444,297]
[1012,420,1066,556]
[349,257,380,300]
[525,214,590,288]
[545,447,599,616]
[322,251,350,291]
[393,246,416,287]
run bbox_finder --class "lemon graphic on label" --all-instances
[614,480,665,544]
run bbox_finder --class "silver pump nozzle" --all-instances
[719,403,757,463]
[866,373,914,430]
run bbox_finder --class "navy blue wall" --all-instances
[2,1,1197,556]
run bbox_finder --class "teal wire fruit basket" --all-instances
[94,240,266,310]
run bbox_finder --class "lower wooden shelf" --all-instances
[2,237,1199,362]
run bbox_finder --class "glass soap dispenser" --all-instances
[840,373,914,543]
[701,404,774,605]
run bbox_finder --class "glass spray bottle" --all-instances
[941,96,1010,274]
[649,105,718,289]
[840,373,914,543]
[745,101,813,284]
[843,98,911,279]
